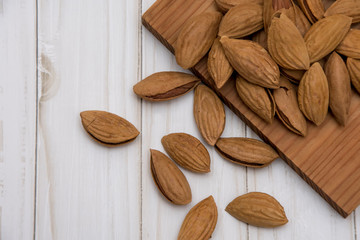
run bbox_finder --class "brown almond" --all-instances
[194,85,225,146]
[218,3,263,38]
[178,196,218,240]
[324,0,360,23]
[220,37,280,89]
[226,192,288,228]
[336,29,360,59]
[268,13,310,70]
[161,133,211,173]
[176,11,222,69]
[208,38,233,89]
[324,52,351,126]
[297,0,325,23]
[133,72,200,101]
[280,5,311,36]
[150,149,192,205]
[281,68,305,83]
[304,15,352,62]
[236,75,275,123]
[263,0,292,32]
[252,29,268,50]
[298,62,329,126]
[215,138,278,168]
[347,58,360,94]
[273,77,307,136]
[215,0,264,12]
[80,110,139,146]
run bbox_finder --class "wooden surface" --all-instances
[142,0,360,218]
[0,0,359,239]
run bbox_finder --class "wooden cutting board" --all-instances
[142,0,360,218]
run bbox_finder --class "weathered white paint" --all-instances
[0,0,37,239]
[36,0,141,239]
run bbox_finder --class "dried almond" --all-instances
[252,29,268,50]
[324,0,360,23]
[280,5,311,36]
[273,77,307,136]
[161,133,211,173]
[194,85,225,146]
[324,52,351,126]
[281,68,305,83]
[298,62,329,126]
[176,11,222,69]
[336,29,360,59]
[215,0,264,12]
[297,0,325,23]
[178,196,218,240]
[268,13,310,70]
[236,75,275,123]
[208,38,233,89]
[80,110,139,146]
[218,3,263,38]
[133,72,200,101]
[304,15,352,62]
[220,36,280,89]
[226,192,288,228]
[263,0,292,32]
[150,149,192,205]
[215,138,278,167]
[347,58,360,94]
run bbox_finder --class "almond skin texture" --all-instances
[268,13,310,70]
[176,11,222,69]
[304,15,352,62]
[347,58,360,94]
[215,0,264,12]
[218,3,263,38]
[215,138,278,168]
[150,149,192,205]
[220,36,280,89]
[194,85,225,146]
[226,192,288,228]
[252,29,268,50]
[178,196,218,240]
[161,133,211,173]
[273,77,308,136]
[133,72,200,101]
[297,0,325,24]
[298,62,329,126]
[208,38,233,89]
[324,0,360,23]
[281,5,311,36]
[336,29,360,59]
[80,110,139,146]
[263,0,292,32]
[236,75,275,123]
[324,52,351,126]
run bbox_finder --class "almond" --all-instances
[150,149,192,205]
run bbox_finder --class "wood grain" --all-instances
[36,0,142,239]
[0,1,37,239]
[142,0,360,217]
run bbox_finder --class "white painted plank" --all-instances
[246,128,356,240]
[36,0,141,239]
[141,1,248,239]
[0,0,36,239]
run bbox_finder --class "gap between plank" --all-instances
[138,0,143,239]
[33,0,39,239]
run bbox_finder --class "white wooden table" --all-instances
[1,0,359,239]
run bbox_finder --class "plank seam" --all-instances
[355,211,357,240]
[138,0,143,239]
[33,0,39,239]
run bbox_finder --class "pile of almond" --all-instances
[79,0,360,238]
[176,0,360,136]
